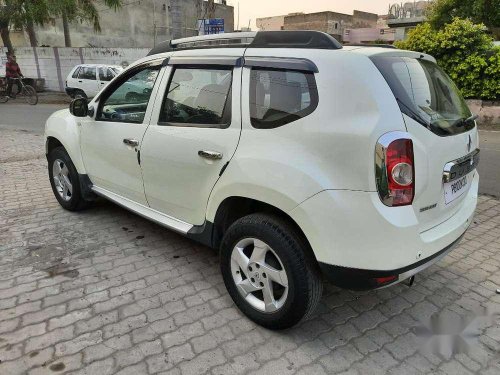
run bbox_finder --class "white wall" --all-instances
[0,47,149,91]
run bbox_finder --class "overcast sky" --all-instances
[227,0,395,30]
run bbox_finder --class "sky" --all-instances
[226,0,394,30]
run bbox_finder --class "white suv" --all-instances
[45,31,479,329]
[65,64,123,99]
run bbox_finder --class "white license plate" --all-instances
[444,171,474,204]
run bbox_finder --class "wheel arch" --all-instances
[207,196,318,264]
[45,112,87,174]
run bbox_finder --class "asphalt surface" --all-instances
[0,103,499,197]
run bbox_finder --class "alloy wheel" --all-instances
[52,159,73,201]
[230,238,289,313]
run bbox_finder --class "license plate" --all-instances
[444,171,474,204]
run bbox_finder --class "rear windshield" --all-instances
[371,56,474,136]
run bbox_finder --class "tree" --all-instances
[395,18,500,100]
[427,0,500,31]
[46,0,122,47]
[0,1,122,50]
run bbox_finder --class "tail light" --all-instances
[375,132,414,207]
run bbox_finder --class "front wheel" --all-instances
[48,147,90,211]
[220,213,323,330]
[22,85,38,105]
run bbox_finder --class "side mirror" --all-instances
[69,97,88,117]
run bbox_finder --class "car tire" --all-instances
[220,213,323,330]
[48,147,91,211]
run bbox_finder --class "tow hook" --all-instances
[404,276,415,287]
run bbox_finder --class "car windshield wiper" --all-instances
[456,114,478,127]
[395,98,430,129]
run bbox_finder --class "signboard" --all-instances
[197,18,225,35]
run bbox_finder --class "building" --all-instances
[5,0,234,48]
[257,10,378,42]
[256,13,304,31]
[343,28,396,44]
[387,1,431,40]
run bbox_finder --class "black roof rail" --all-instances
[343,43,396,49]
[147,31,342,56]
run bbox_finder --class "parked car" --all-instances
[45,31,479,329]
[65,64,123,99]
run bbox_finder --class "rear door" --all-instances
[140,53,243,226]
[372,55,479,232]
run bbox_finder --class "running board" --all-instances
[91,186,193,234]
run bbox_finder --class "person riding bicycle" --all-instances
[5,52,23,99]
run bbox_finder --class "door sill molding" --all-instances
[91,186,193,234]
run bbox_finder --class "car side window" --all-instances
[72,67,81,78]
[99,67,115,82]
[96,66,160,124]
[249,68,318,129]
[159,66,232,128]
[78,67,96,80]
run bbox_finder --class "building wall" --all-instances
[283,10,378,42]
[352,10,378,28]
[0,46,148,91]
[343,28,396,44]
[6,0,234,48]
[256,15,286,31]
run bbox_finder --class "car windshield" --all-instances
[371,56,474,136]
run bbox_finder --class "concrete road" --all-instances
[0,103,498,197]
[2,126,500,375]
[0,103,65,134]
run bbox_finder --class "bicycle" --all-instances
[0,77,38,105]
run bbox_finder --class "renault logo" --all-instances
[467,135,472,153]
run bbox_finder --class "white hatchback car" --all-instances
[45,31,479,329]
[65,64,123,99]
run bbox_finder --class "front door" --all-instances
[141,57,242,225]
[80,62,163,205]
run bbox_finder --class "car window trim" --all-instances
[94,61,163,124]
[244,57,318,73]
[168,56,243,67]
[157,64,234,129]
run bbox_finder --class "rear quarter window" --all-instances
[250,68,318,129]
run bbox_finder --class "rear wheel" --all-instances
[220,213,323,330]
[23,85,38,105]
[48,147,90,211]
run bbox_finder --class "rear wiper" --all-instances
[456,114,478,127]
[395,98,430,129]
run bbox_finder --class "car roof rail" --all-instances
[343,43,396,49]
[147,31,342,56]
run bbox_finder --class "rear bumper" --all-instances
[289,173,478,281]
[318,233,463,290]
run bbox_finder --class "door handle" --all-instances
[123,138,139,147]
[198,150,223,160]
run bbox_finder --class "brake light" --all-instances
[375,133,414,207]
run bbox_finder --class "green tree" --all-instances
[427,0,500,32]
[46,0,122,47]
[1,0,122,51]
[396,18,500,99]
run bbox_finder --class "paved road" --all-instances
[1,127,499,375]
[0,104,498,197]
